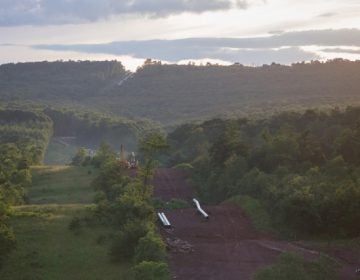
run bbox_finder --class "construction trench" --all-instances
[152,168,359,280]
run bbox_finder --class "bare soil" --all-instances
[152,168,359,280]
[152,168,193,201]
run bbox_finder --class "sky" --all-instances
[1,0,360,71]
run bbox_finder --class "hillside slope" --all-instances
[1,60,360,125]
[103,60,360,124]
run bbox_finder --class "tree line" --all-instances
[71,134,170,280]
[165,106,360,237]
[2,59,360,125]
[0,109,54,267]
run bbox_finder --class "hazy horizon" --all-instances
[1,0,360,70]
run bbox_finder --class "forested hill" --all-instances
[103,59,360,124]
[0,60,128,102]
[1,60,360,125]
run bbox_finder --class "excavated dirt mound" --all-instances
[160,205,321,280]
[153,168,358,280]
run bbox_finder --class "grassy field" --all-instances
[44,140,78,166]
[29,166,97,204]
[0,166,131,280]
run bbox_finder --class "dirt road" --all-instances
[152,168,358,280]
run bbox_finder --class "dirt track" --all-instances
[152,168,193,201]
[152,168,359,280]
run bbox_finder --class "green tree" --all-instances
[109,219,150,261]
[92,142,116,168]
[92,161,130,201]
[72,147,87,166]
[138,133,169,187]
[132,261,171,280]
[134,231,166,263]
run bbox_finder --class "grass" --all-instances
[254,252,338,280]
[29,166,97,204]
[152,198,190,209]
[44,140,78,166]
[0,165,131,280]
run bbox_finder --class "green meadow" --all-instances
[0,166,131,280]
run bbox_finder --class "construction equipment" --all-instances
[128,152,138,169]
[119,144,138,169]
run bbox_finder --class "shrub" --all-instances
[68,216,82,231]
[132,261,171,280]
[254,253,337,280]
[109,220,149,261]
[134,231,166,263]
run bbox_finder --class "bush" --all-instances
[109,220,149,261]
[254,253,337,280]
[134,231,166,263]
[71,148,87,166]
[132,261,171,280]
[68,216,82,232]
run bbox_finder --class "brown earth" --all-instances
[152,168,193,201]
[152,168,359,280]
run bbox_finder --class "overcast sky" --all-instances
[1,0,360,70]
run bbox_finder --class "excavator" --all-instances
[119,144,138,169]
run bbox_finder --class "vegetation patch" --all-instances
[0,165,130,280]
[225,195,274,233]
[153,198,190,209]
[254,252,338,280]
[166,108,360,238]
[30,166,98,204]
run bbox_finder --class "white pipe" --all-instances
[161,212,171,227]
[193,198,209,219]
[157,212,166,225]
[158,212,171,227]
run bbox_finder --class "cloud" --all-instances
[37,28,360,65]
[33,28,360,56]
[317,12,338,18]
[34,41,319,64]
[0,0,252,26]
[268,30,284,35]
[236,0,249,9]
[321,48,360,54]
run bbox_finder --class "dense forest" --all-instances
[0,105,161,160]
[0,61,128,103]
[1,60,360,125]
[0,109,53,164]
[44,107,161,151]
[164,106,360,237]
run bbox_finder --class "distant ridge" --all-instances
[1,59,360,124]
